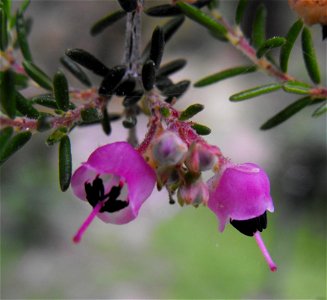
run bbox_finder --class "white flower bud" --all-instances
[152,131,188,167]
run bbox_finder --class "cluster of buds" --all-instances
[148,130,214,207]
[71,92,277,272]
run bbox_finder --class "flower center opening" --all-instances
[230,211,267,236]
[85,177,129,213]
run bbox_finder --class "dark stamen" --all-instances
[322,25,327,40]
[84,177,129,213]
[230,211,267,237]
[101,200,129,213]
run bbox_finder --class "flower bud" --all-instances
[177,179,209,207]
[152,131,188,167]
[185,143,217,173]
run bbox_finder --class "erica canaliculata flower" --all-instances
[71,142,156,243]
[207,162,277,272]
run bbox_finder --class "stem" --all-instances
[211,9,294,82]
[126,106,139,147]
[123,1,143,145]
[0,92,100,132]
[123,3,142,75]
[254,232,277,272]
[73,201,103,244]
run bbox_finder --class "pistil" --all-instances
[254,232,277,272]
[73,201,103,244]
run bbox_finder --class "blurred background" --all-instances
[1,1,326,299]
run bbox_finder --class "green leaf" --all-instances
[145,4,182,17]
[251,4,266,48]
[157,58,187,77]
[163,80,190,102]
[142,17,184,61]
[15,10,32,61]
[123,90,144,107]
[53,70,70,111]
[156,76,173,91]
[98,65,126,96]
[2,0,11,18]
[80,107,101,123]
[0,131,32,166]
[115,77,135,97]
[16,91,39,118]
[256,36,286,58]
[23,60,53,90]
[191,123,211,135]
[194,65,257,87]
[261,96,311,130]
[230,83,281,101]
[31,94,58,109]
[280,19,303,72]
[101,106,111,135]
[46,127,67,146]
[0,70,16,118]
[0,126,14,154]
[142,60,156,91]
[301,26,320,84]
[14,73,29,89]
[0,8,8,51]
[160,107,170,118]
[162,15,185,43]
[179,104,204,121]
[19,0,30,14]
[235,0,248,25]
[65,48,109,77]
[149,26,165,69]
[90,10,126,36]
[283,81,311,95]
[59,135,72,191]
[177,2,227,37]
[312,103,327,118]
[60,56,91,87]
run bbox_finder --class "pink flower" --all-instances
[207,162,277,272]
[71,142,156,243]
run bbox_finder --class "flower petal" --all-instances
[208,163,274,232]
[71,142,156,224]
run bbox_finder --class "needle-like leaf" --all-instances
[261,96,311,130]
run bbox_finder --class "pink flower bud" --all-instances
[185,143,218,173]
[152,131,188,166]
[178,178,209,207]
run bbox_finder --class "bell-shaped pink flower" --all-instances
[207,162,277,272]
[207,163,274,232]
[71,142,156,243]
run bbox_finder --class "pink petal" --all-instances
[208,163,274,231]
[71,142,156,225]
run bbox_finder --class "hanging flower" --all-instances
[207,162,277,271]
[71,142,156,243]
